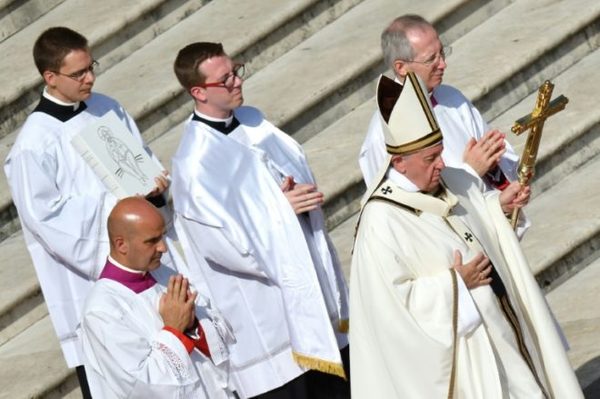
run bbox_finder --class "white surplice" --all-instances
[359,83,519,187]
[350,167,582,399]
[79,265,236,399]
[171,106,349,398]
[4,91,180,367]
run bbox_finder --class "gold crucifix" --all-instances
[510,80,568,229]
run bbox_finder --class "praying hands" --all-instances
[280,176,324,214]
[159,274,198,332]
[463,129,507,177]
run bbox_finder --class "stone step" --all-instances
[0,0,210,139]
[546,257,600,396]
[243,0,497,143]
[0,0,362,240]
[0,232,44,347]
[0,315,78,399]
[92,0,364,144]
[518,150,600,292]
[328,211,359,280]
[244,0,600,145]
[449,0,600,122]
[305,100,373,228]
[0,0,64,43]
[491,47,600,195]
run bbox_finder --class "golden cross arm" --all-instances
[512,95,568,135]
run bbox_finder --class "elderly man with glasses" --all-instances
[4,27,174,398]
[360,14,521,197]
[170,42,350,399]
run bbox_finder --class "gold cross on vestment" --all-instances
[510,80,568,229]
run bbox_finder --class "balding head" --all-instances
[381,15,432,71]
[108,197,166,272]
[381,15,446,91]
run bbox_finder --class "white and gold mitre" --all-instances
[359,72,444,205]
[377,72,442,155]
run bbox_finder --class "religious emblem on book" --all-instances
[71,111,164,198]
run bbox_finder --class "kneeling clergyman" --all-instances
[78,197,238,398]
[349,72,583,398]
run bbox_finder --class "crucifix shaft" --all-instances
[510,81,568,229]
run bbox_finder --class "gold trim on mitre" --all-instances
[386,129,442,154]
[406,71,439,134]
[377,72,442,155]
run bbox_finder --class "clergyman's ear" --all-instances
[391,154,407,174]
[189,86,207,103]
[43,70,57,87]
[392,60,408,80]
[113,236,128,256]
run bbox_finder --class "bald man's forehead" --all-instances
[108,197,165,239]
[122,213,142,222]
[110,198,163,222]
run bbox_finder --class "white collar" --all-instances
[108,255,146,275]
[194,109,235,126]
[386,166,421,192]
[43,87,81,110]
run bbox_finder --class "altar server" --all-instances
[4,27,178,397]
[79,197,237,398]
[171,42,350,399]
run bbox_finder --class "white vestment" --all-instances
[171,106,349,398]
[4,92,180,367]
[350,167,582,398]
[359,84,519,187]
[79,263,237,398]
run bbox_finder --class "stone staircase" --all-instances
[1,0,599,397]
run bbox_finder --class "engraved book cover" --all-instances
[71,110,163,198]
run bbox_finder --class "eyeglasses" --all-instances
[199,64,245,89]
[53,60,99,81]
[404,46,451,67]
